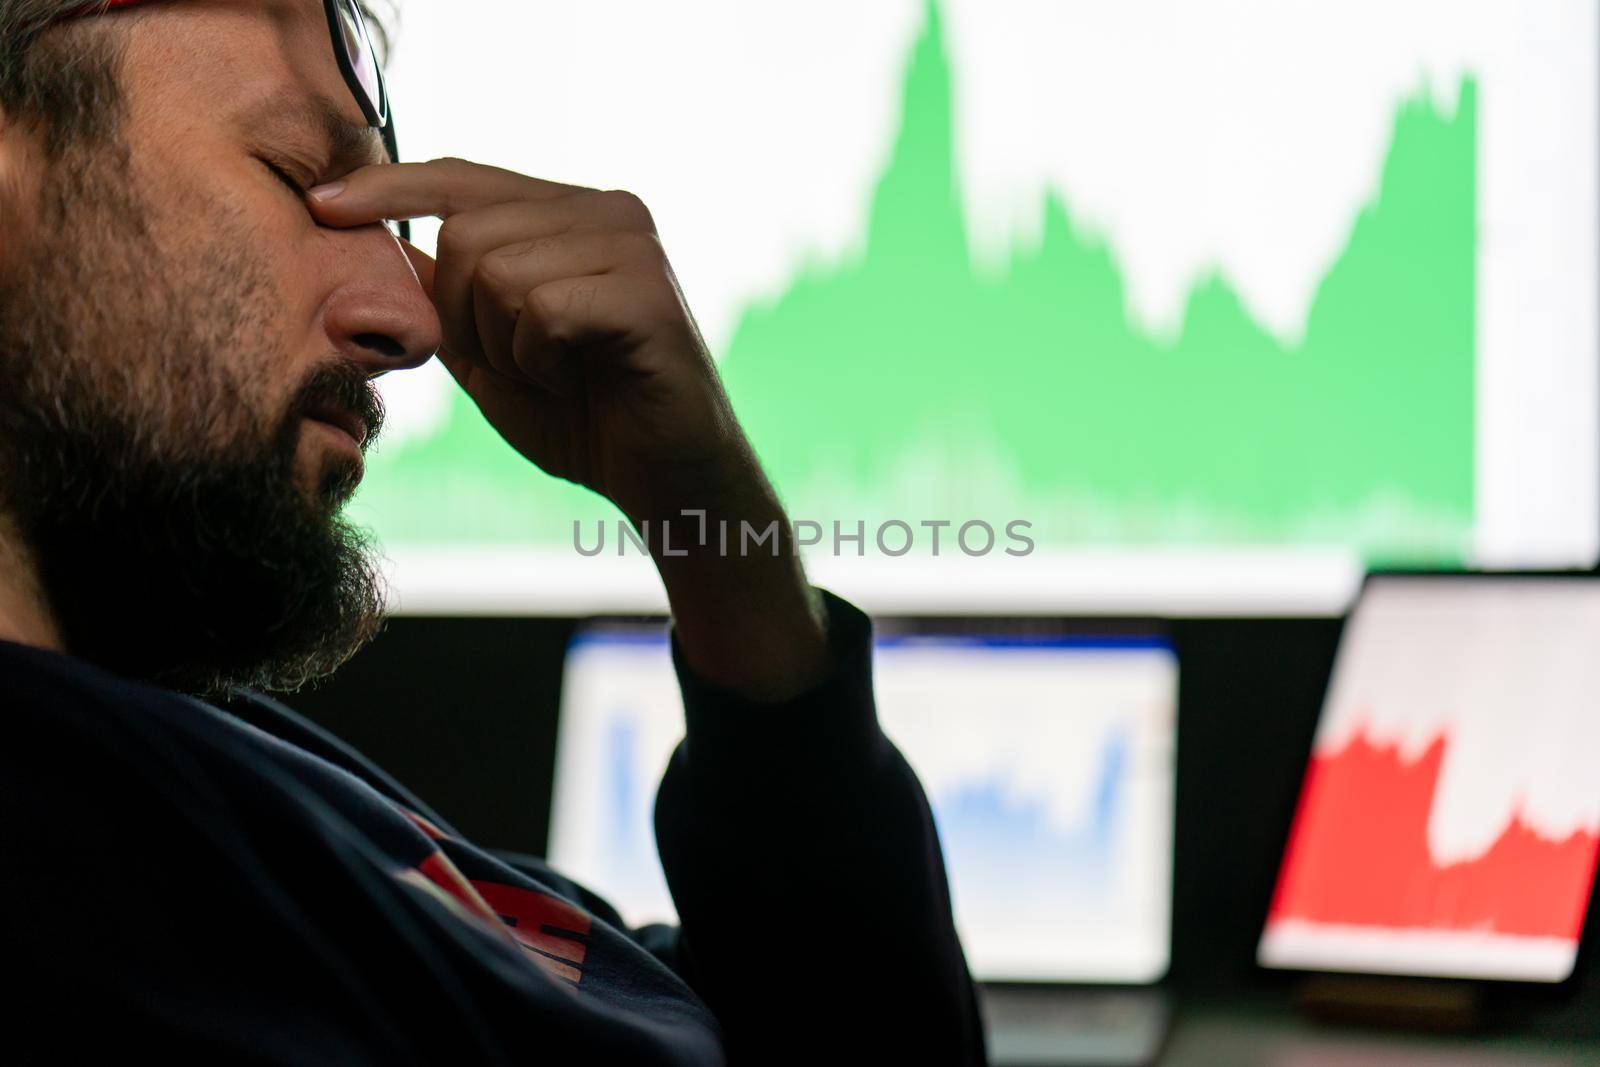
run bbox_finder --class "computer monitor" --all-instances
[1259,574,1600,982]
[549,625,1179,983]
[360,2,1599,617]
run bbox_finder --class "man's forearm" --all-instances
[643,462,831,703]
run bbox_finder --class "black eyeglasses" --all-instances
[75,0,410,241]
[322,0,410,241]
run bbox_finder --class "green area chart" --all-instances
[353,0,1476,560]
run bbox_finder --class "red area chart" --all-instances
[1261,729,1600,979]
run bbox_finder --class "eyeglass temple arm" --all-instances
[380,119,411,242]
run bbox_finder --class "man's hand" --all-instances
[309,158,742,527]
[308,159,829,700]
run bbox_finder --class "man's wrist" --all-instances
[638,457,831,702]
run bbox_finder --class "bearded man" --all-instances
[0,1,984,1062]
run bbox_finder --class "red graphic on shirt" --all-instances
[400,807,594,985]
[474,881,594,984]
[402,809,451,842]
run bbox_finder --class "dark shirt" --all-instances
[0,591,985,1064]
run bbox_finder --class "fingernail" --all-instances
[307,181,347,203]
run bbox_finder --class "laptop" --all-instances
[549,620,1180,1065]
[1260,573,1600,986]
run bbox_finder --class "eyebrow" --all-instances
[241,90,389,174]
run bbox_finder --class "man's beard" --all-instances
[0,138,390,699]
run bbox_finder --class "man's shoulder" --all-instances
[0,636,270,808]
[0,640,271,900]
[0,639,395,910]
[0,635,218,738]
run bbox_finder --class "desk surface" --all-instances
[1160,1007,1599,1066]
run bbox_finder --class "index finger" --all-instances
[308,157,593,229]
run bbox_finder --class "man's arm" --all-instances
[309,161,985,1060]
[656,588,987,1065]
[638,456,983,1061]
[639,445,830,702]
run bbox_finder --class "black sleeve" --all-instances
[653,590,988,1065]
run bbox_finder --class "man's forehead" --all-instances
[122,0,384,166]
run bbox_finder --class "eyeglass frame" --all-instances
[320,0,409,239]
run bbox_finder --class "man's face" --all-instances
[0,0,441,696]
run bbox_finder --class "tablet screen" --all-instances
[1259,576,1600,981]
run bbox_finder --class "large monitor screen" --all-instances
[1259,576,1600,982]
[359,1,1599,614]
[549,628,1178,982]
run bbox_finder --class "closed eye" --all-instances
[261,158,308,199]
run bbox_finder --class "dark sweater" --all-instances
[0,591,985,1064]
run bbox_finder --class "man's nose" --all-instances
[321,224,442,375]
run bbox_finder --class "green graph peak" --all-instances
[866,0,969,269]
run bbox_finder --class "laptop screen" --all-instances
[549,625,1178,984]
[1259,575,1600,982]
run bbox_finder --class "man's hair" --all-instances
[0,0,395,154]
[0,2,127,152]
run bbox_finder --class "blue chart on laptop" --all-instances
[549,630,1178,982]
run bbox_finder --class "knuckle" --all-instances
[473,246,514,283]
[435,215,471,258]
[525,283,594,343]
[601,188,655,228]
[566,280,600,318]
[473,255,520,308]
[613,228,663,263]
[503,235,559,260]
[523,287,559,328]
[497,290,526,319]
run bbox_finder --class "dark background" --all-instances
[286,611,1600,1037]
